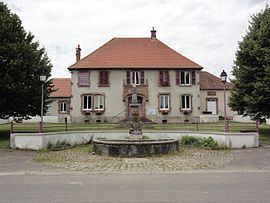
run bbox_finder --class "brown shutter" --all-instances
[192,71,196,85]
[176,71,180,85]
[78,71,90,86]
[104,71,109,85]
[159,71,163,85]
[99,71,103,85]
[165,71,169,84]
[140,71,144,84]
[126,71,130,84]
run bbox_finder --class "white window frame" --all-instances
[159,95,170,110]
[180,71,191,85]
[83,95,92,110]
[59,102,67,113]
[131,71,140,85]
[94,95,105,111]
[181,95,191,111]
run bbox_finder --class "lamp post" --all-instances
[220,70,228,132]
[40,75,46,132]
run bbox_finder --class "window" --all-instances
[159,94,170,110]
[180,71,190,85]
[59,102,67,113]
[83,95,92,110]
[99,71,109,86]
[126,71,144,85]
[82,94,105,112]
[159,71,170,86]
[181,95,191,111]
[94,95,105,110]
[78,71,90,86]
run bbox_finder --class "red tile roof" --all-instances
[200,71,231,90]
[68,38,202,70]
[50,78,71,98]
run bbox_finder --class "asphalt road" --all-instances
[1,172,270,203]
[1,147,270,202]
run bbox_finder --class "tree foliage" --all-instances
[0,2,53,121]
[229,5,270,121]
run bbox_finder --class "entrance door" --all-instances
[128,96,145,117]
[207,98,217,114]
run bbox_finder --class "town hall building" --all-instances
[67,29,203,123]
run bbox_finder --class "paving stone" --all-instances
[35,146,233,173]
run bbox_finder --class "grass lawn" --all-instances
[1,122,270,148]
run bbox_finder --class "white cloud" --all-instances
[3,0,269,79]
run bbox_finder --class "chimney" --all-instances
[76,44,81,62]
[151,27,156,39]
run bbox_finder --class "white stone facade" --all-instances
[70,69,201,123]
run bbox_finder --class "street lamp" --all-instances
[40,75,46,132]
[220,70,228,132]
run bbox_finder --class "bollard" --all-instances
[65,117,68,131]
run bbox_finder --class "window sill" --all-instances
[94,110,105,115]
[159,110,171,115]
[159,84,170,87]
[77,84,90,87]
[180,109,192,114]
[98,84,110,87]
[179,84,192,87]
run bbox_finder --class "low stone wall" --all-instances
[10,130,259,150]
[94,139,179,157]
[200,115,219,123]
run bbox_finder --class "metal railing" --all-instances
[10,121,258,134]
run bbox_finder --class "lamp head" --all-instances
[220,70,227,83]
[40,75,46,82]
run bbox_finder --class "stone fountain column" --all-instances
[129,84,143,138]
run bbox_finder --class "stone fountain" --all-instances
[93,84,179,157]
[128,84,143,137]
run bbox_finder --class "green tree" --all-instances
[0,2,53,121]
[229,5,270,121]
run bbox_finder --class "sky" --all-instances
[3,0,269,79]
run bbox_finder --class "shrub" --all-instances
[181,136,201,146]
[180,136,219,150]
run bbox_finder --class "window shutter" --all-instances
[192,71,196,85]
[140,71,144,84]
[176,71,180,85]
[126,71,130,84]
[159,71,163,85]
[79,71,90,86]
[165,71,169,83]
[67,102,70,114]
[99,71,109,85]
[104,71,109,85]
[99,71,103,85]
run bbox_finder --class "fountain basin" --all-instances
[93,138,179,157]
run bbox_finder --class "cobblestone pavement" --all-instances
[35,146,233,173]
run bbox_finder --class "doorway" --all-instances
[207,98,217,114]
